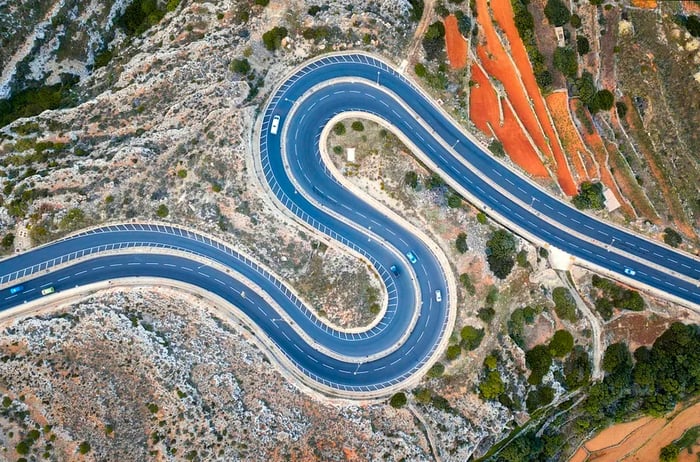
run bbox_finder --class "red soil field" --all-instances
[444,15,468,70]
[470,64,549,177]
[474,0,577,194]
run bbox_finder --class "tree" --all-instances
[478,307,496,323]
[526,345,553,385]
[686,15,700,37]
[447,193,462,208]
[663,227,683,247]
[460,326,484,350]
[544,0,571,26]
[422,21,446,61]
[486,230,517,279]
[262,26,288,51]
[454,10,472,36]
[78,441,91,454]
[479,370,505,400]
[404,171,418,189]
[572,181,605,210]
[156,204,169,218]
[570,14,581,28]
[616,101,628,118]
[553,47,578,78]
[414,62,428,78]
[659,445,679,462]
[594,89,614,111]
[488,139,505,157]
[351,121,364,131]
[1,233,14,250]
[408,0,425,22]
[333,122,346,135]
[526,385,554,413]
[576,35,590,55]
[425,172,445,190]
[455,232,469,253]
[563,346,591,390]
[602,342,632,374]
[389,392,407,408]
[549,330,574,357]
[446,344,461,360]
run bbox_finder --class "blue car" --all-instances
[390,265,400,276]
[9,285,24,294]
[406,251,417,264]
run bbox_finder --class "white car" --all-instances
[434,290,442,302]
[270,115,281,135]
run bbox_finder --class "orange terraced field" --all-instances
[474,0,577,194]
[545,91,596,183]
[444,15,467,69]
[631,0,657,8]
[470,64,549,177]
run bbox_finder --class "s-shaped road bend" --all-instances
[1,53,699,399]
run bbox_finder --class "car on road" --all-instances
[41,287,55,296]
[270,115,281,135]
[624,267,636,276]
[9,285,24,294]
[390,265,400,276]
[434,290,442,302]
[406,251,417,264]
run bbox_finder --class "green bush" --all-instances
[351,121,364,132]
[544,0,570,26]
[570,14,581,28]
[576,36,590,55]
[447,193,462,208]
[0,77,77,128]
[616,101,628,119]
[427,362,445,378]
[446,344,462,360]
[549,330,574,357]
[404,171,418,189]
[422,21,446,61]
[488,139,505,157]
[262,26,288,51]
[476,212,487,224]
[425,172,445,190]
[594,89,614,111]
[486,230,517,279]
[333,122,346,136]
[414,62,428,78]
[478,307,496,323]
[389,392,407,408]
[454,10,472,35]
[460,326,484,350]
[552,286,578,322]
[117,0,166,36]
[156,204,169,218]
[1,233,15,250]
[59,208,85,231]
[663,227,683,247]
[479,370,505,400]
[572,181,605,210]
[455,232,469,253]
[78,442,91,454]
[408,0,425,21]
[94,49,113,68]
[230,58,251,74]
[459,273,476,296]
[177,169,187,178]
[563,346,591,390]
[526,345,553,385]
[553,47,578,78]
[526,385,554,413]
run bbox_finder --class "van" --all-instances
[270,115,281,135]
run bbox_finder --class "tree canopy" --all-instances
[486,230,517,279]
[544,0,571,26]
[572,181,605,210]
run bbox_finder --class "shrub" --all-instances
[663,227,682,247]
[427,362,445,378]
[476,212,487,224]
[177,169,187,178]
[0,77,77,128]
[333,122,346,135]
[526,385,555,413]
[230,58,251,74]
[552,287,578,322]
[446,344,462,360]
[563,346,591,390]
[408,0,425,21]
[594,89,614,111]
[486,229,517,279]
[332,145,342,154]
[459,273,476,295]
[351,121,364,131]
[478,307,496,323]
[479,371,505,400]
[1,233,15,250]
[455,232,469,253]
[425,172,445,190]
[576,36,590,55]
[414,62,428,78]
[687,15,700,37]
[78,442,91,454]
[553,47,578,78]
[516,249,529,267]
[308,5,321,15]
[422,21,446,60]
[262,26,288,51]
[454,10,472,35]
[404,171,418,189]
[544,0,570,26]
[413,387,432,404]
[460,326,484,350]
[156,204,169,218]
[488,139,505,157]
[59,208,85,231]
[447,193,462,208]
[572,181,605,210]
[94,49,113,68]
[389,392,407,408]
[570,14,581,28]
[526,345,553,385]
[616,101,628,118]
[117,0,167,36]
[549,330,574,357]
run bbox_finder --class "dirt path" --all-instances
[405,0,436,63]
[558,271,602,380]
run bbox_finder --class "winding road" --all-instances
[0,53,698,398]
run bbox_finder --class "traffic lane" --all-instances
[0,253,446,390]
[270,58,700,280]
[283,82,700,304]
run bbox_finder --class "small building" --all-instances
[346,147,356,162]
[603,188,621,212]
[554,27,566,47]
